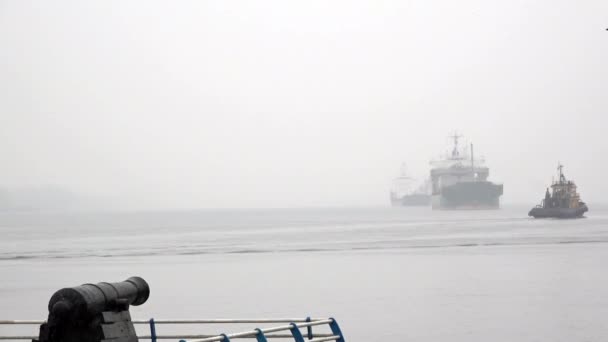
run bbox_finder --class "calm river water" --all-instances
[1,206,607,341]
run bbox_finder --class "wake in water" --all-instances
[1,207,606,261]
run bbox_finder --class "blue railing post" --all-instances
[329,318,345,342]
[305,316,313,340]
[148,318,157,342]
[220,333,231,342]
[254,328,269,342]
[289,323,305,342]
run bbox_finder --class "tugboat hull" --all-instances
[528,205,588,218]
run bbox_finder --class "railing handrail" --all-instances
[0,334,337,340]
[0,318,324,325]
[0,321,42,325]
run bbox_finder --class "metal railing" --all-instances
[0,317,345,342]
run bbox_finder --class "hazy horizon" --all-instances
[1,1,607,210]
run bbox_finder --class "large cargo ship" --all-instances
[430,135,503,210]
[390,164,431,206]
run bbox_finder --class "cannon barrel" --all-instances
[47,276,149,318]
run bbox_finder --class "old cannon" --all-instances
[0,276,346,342]
[35,276,150,342]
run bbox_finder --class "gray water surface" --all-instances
[1,206,607,341]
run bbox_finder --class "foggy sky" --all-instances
[1,1,607,209]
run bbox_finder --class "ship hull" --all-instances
[432,181,503,210]
[528,205,588,218]
[392,193,431,206]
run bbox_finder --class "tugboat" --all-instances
[528,163,588,218]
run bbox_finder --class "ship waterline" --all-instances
[432,181,503,210]
[431,182,503,210]
[398,193,431,206]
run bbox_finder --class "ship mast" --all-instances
[449,133,462,159]
[557,162,565,184]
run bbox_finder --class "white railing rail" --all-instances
[0,319,320,324]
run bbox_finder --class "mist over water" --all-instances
[1,1,608,210]
[1,1,608,342]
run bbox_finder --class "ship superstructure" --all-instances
[390,163,431,206]
[528,164,588,218]
[430,134,503,209]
